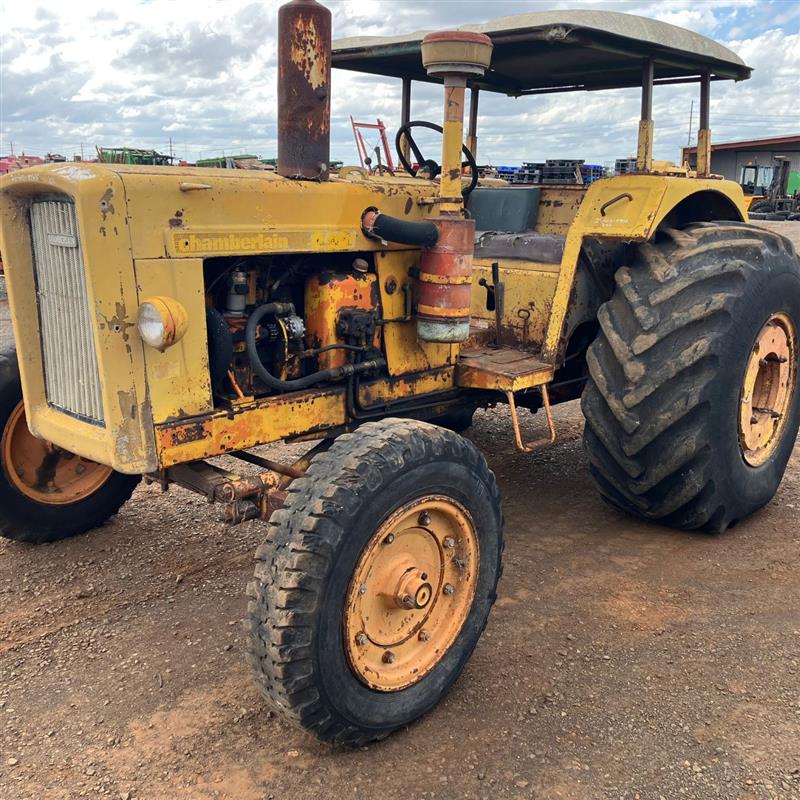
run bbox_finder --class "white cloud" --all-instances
[0,0,797,166]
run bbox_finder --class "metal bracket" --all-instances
[505,385,557,453]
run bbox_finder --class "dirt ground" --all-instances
[2,223,800,800]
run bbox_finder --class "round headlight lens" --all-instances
[136,297,188,350]
[137,302,168,348]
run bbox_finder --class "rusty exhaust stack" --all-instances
[277,0,331,180]
[415,31,493,343]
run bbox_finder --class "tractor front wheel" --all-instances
[582,222,800,533]
[245,418,503,745]
[0,347,139,544]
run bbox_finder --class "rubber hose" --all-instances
[364,212,438,248]
[246,303,385,391]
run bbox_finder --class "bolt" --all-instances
[359,583,367,595]
[383,533,395,545]
[382,651,395,664]
[75,463,86,475]
[418,630,431,642]
[352,258,369,273]
[385,277,398,294]
[443,536,455,549]
[418,512,431,526]
[750,415,759,425]
[443,583,455,596]
[421,572,428,581]
[355,632,368,646]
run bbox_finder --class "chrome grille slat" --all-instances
[30,200,105,425]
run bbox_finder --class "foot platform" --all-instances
[456,347,557,452]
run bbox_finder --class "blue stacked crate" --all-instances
[496,165,520,182]
[580,163,603,184]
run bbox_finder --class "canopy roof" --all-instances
[332,10,751,95]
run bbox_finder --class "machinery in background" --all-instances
[747,156,800,219]
[351,117,395,174]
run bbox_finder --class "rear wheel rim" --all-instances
[1,402,113,504]
[343,495,479,692]
[739,312,797,467]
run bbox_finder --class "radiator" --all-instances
[30,199,105,425]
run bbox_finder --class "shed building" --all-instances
[682,134,800,194]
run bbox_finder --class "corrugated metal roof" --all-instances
[683,134,800,155]
[333,10,751,95]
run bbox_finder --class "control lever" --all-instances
[478,261,505,347]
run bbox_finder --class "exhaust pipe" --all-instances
[277,0,331,180]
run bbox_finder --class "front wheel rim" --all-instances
[739,312,798,467]
[343,495,479,692]
[1,402,113,504]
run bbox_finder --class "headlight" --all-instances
[137,297,188,350]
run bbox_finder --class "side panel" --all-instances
[374,250,455,376]
[471,258,560,348]
[134,258,213,422]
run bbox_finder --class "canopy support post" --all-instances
[466,87,479,160]
[401,77,412,164]
[636,57,654,173]
[696,71,711,176]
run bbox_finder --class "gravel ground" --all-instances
[1,222,800,800]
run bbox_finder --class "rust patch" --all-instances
[99,187,115,220]
[160,419,212,448]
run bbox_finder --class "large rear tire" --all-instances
[0,347,139,544]
[245,418,503,745]
[582,222,800,533]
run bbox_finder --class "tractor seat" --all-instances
[474,231,565,265]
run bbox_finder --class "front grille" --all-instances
[30,199,105,425]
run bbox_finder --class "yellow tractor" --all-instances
[1,1,798,744]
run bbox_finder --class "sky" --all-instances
[1,0,799,169]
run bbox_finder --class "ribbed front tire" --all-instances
[245,418,503,745]
[582,222,800,533]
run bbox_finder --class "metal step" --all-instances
[456,346,553,392]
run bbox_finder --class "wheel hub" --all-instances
[739,312,797,466]
[344,496,479,692]
[1,402,113,504]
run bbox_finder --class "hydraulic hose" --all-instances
[245,302,385,392]
[362,209,438,248]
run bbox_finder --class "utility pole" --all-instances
[169,137,174,161]
[686,99,694,146]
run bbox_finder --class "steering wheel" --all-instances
[395,120,479,196]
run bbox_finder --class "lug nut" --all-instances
[382,651,396,664]
[418,512,431,526]
[383,533,395,545]
[359,583,367,595]
[443,583,455,596]
[418,630,431,642]
[443,536,455,549]
[355,632,368,646]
